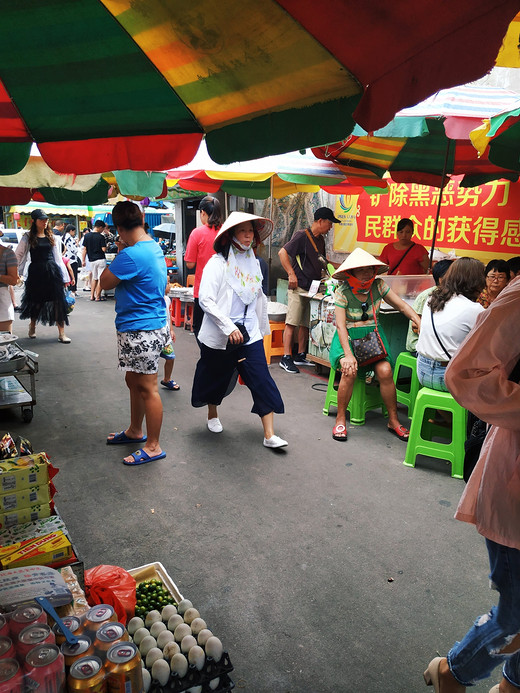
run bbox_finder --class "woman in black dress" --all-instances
[15,209,71,343]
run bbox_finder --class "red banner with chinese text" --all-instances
[333,179,520,262]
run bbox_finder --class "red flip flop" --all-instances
[388,424,409,441]
[332,424,348,442]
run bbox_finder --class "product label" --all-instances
[1,476,15,491]
[3,495,16,510]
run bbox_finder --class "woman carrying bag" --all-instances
[329,248,421,442]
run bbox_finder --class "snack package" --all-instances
[0,433,17,460]
[0,564,72,610]
[0,531,72,569]
[0,482,55,514]
[0,502,53,531]
[7,516,68,544]
[0,453,58,494]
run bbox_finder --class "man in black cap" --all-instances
[278,207,340,374]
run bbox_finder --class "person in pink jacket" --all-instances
[422,276,520,693]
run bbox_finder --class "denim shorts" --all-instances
[416,353,449,392]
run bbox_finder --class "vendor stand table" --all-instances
[0,335,38,422]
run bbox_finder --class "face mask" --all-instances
[232,239,252,252]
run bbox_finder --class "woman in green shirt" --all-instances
[330,248,420,442]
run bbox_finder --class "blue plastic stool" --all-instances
[323,367,387,425]
[403,386,467,478]
[393,352,421,418]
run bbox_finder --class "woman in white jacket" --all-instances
[191,212,287,448]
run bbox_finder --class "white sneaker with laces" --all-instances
[207,418,223,433]
[263,435,288,448]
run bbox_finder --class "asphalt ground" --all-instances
[2,290,499,693]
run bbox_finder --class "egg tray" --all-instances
[149,652,234,693]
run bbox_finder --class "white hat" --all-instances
[214,211,274,248]
[332,247,388,280]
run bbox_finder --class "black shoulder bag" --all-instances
[226,304,250,351]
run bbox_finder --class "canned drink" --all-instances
[0,637,15,660]
[61,636,95,668]
[24,644,65,693]
[68,655,107,693]
[52,615,83,646]
[0,658,23,693]
[9,603,46,638]
[17,623,55,659]
[105,642,143,693]
[83,605,117,636]
[93,623,129,660]
[0,616,9,639]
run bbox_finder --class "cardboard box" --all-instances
[0,482,55,513]
[0,502,52,530]
[0,453,58,494]
[1,530,72,569]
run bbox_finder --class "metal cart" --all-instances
[0,336,38,423]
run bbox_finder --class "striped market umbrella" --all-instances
[165,142,387,199]
[312,84,520,189]
[0,0,517,181]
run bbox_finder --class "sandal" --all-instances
[160,380,180,391]
[332,424,348,442]
[388,424,409,441]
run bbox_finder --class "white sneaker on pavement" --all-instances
[263,435,288,449]
[207,418,223,433]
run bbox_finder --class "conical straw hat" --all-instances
[332,247,388,280]
[214,211,274,246]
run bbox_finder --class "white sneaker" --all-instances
[207,418,223,433]
[263,435,288,449]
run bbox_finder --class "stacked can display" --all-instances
[0,603,145,693]
[0,603,64,693]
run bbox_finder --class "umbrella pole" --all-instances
[429,140,452,269]
[268,176,274,266]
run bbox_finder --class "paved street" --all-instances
[2,293,497,692]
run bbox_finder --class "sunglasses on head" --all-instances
[360,302,369,321]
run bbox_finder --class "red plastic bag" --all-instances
[84,565,136,625]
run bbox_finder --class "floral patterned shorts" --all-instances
[117,325,171,374]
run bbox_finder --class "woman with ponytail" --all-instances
[185,196,223,335]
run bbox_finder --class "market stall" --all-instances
[0,435,235,693]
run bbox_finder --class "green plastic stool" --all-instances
[403,386,467,478]
[323,367,387,425]
[393,352,421,418]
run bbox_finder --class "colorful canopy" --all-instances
[0,0,517,177]
[165,142,382,199]
[470,102,520,170]
[312,84,520,188]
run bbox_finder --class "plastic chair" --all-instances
[323,367,387,425]
[263,322,285,365]
[403,386,467,478]
[170,297,183,327]
[186,274,195,288]
[393,352,421,418]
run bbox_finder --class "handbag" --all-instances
[226,305,250,351]
[349,289,387,367]
[65,290,75,314]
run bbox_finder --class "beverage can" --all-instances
[24,644,65,693]
[83,605,117,635]
[0,616,9,639]
[61,636,95,668]
[93,623,129,660]
[9,604,46,638]
[0,637,15,660]
[17,623,55,659]
[68,655,107,692]
[0,658,23,693]
[105,642,143,693]
[52,615,83,645]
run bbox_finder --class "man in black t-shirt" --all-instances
[278,207,340,374]
[82,220,107,301]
